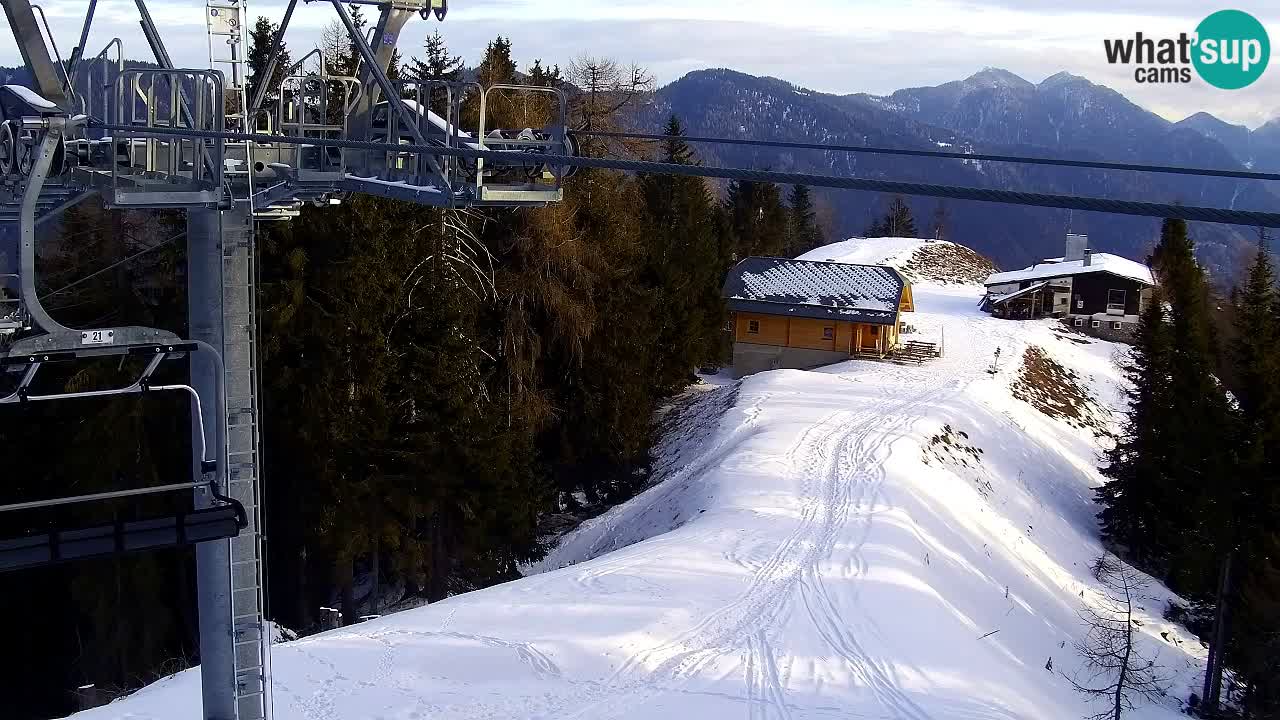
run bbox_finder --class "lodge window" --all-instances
[1074,317,1084,327]
[747,320,760,334]
[822,327,834,340]
[1091,319,1101,328]
[1112,322,1123,331]
[1107,289,1126,312]
[1075,294,1084,309]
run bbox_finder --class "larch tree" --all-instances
[1068,555,1170,720]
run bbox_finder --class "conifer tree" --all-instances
[867,195,917,237]
[1097,289,1175,567]
[1151,219,1237,592]
[410,30,464,82]
[1225,234,1280,716]
[246,16,291,114]
[1232,234,1280,443]
[1237,530,1280,716]
[640,115,726,387]
[786,184,824,257]
[725,180,788,258]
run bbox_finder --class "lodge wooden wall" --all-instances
[734,313,900,355]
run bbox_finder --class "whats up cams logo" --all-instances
[1104,9,1270,89]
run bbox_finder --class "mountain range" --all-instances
[3,62,1276,277]
[638,67,1278,278]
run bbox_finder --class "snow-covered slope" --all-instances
[76,238,1205,720]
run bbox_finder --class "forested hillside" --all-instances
[0,29,823,718]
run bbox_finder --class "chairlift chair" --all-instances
[0,102,245,571]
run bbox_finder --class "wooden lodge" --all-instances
[981,234,1155,341]
[722,257,915,378]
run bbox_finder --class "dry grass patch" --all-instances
[900,241,999,285]
[1011,346,1108,435]
[923,424,993,497]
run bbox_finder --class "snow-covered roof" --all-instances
[987,280,1049,305]
[985,253,1154,287]
[722,256,906,325]
[1,84,57,110]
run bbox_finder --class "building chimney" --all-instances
[1083,248,1092,267]
[1065,233,1088,262]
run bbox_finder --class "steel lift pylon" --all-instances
[0,0,577,718]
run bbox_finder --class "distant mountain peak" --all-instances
[1181,111,1217,123]
[1177,111,1247,131]
[1039,71,1088,87]
[966,67,1032,89]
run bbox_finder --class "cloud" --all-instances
[4,0,1278,126]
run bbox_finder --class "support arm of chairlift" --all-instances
[1,0,72,109]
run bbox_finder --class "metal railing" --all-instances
[79,38,124,132]
[274,50,361,176]
[111,68,224,189]
[378,79,477,187]
[475,83,569,200]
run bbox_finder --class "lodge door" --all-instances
[860,324,880,351]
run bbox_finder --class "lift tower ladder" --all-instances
[207,3,271,719]
[221,206,270,720]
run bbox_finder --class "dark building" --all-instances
[981,234,1155,341]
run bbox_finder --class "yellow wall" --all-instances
[787,317,839,351]
[735,313,788,346]
[736,313,902,355]
[835,322,856,354]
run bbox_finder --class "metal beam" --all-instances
[66,0,100,90]
[1,0,71,108]
[330,0,427,147]
[359,6,415,110]
[18,121,73,334]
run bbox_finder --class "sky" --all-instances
[8,0,1280,128]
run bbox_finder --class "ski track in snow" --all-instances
[74,238,1204,720]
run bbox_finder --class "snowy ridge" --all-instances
[798,236,929,268]
[799,235,999,286]
[76,239,1205,720]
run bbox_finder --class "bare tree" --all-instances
[1067,554,1170,720]
[565,55,653,134]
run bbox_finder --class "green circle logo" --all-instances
[1193,10,1270,90]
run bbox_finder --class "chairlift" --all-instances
[0,114,244,571]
